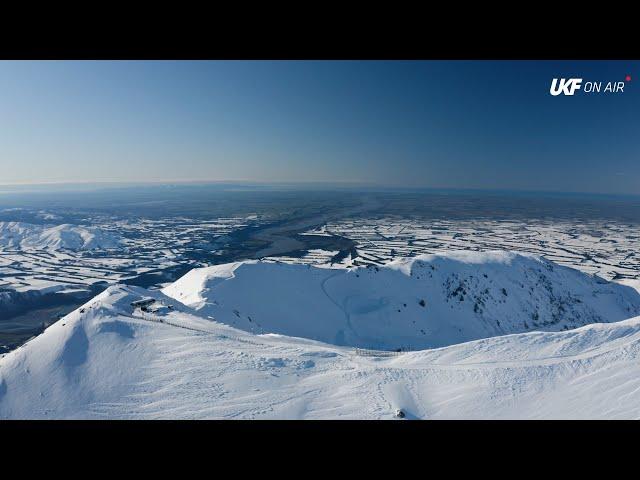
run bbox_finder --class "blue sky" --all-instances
[0,60,637,193]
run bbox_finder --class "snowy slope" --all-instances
[162,252,640,350]
[2,282,640,419]
[0,222,121,250]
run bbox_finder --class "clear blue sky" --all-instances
[0,60,637,193]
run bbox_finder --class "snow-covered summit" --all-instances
[162,251,640,350]
[3,274,640,419]
[0,222,122,250]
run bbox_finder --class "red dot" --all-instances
[625,75,632,82]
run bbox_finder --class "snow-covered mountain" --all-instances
[0,222,121,250]
[162,251,640,350]
[2,251,640,419]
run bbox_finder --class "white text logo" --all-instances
[550,78,583,96]
[549,75,630,96]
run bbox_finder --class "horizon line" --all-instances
[0,179,639,198]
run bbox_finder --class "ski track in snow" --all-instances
[319,271,359,346]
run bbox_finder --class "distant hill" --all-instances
[0,222,122,251]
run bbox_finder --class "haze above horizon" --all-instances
[1,60,638,194]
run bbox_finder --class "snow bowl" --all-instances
[161,251,640,351]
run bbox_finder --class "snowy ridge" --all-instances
[0,222,122,250]
[2,282,640,418]
[0,252,640,419]
[162,251,640,350]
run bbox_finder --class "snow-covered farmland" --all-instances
[294,218,640,281]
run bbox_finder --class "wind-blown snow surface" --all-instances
[3,251,640,419]
[0,222,121,250]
